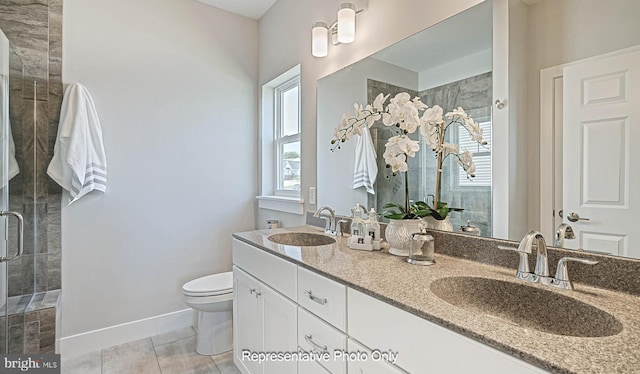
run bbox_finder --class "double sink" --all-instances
[267,231,623,339]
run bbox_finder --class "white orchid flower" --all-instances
[386,135,420,157]
[459,150,473,165]
[373,93,389,112]
[441,142,459,157]
[354,103,364,118]
[457,150,476,177]
[397,105,420,133]
[390,92,411,106]
[411,96,428,110]
[421,105,444,126]
[380,112,392,126]
[445,107,469,120]
[420,124,440,150]
[399,136,420,157]
[383,151,408,173]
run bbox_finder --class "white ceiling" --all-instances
[196,0,277,20]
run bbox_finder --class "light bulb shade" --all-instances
[312,22,328,57]
[337,3,356,44]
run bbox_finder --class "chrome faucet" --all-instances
[499,230,598,290]
[554,223,575,247]
[522,230,551,280]
[314,206,339,236]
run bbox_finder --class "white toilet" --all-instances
[182,271,233,355]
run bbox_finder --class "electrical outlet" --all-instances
[309,187,317,205]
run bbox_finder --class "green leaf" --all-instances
[414,209,432,217]
[415,201,429,209]
[384,213,407,220]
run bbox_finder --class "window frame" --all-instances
[456,118,492,187]
[273,76,301,197]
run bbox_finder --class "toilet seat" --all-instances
[183,271,233,297]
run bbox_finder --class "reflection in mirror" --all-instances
[318,0,640,260]
[317,1,492,232]
[530,0,640,258]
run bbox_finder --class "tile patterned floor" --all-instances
[61,327,241,374]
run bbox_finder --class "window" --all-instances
[458,120,491,186]
[274,77,301,195]
[258,65,303,214]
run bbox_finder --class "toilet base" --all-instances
[196,309,233,356]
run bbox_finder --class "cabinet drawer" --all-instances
[297,266,347,331]
[233,238,297,300]
[298,308,347,374]
[348,288,547,374]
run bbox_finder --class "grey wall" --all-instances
[61,0,258,355]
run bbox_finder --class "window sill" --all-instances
[256,195,305,215]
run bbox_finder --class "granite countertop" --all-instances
[232,226,640,374]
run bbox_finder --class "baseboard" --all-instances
[59,308,194,358]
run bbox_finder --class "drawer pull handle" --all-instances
[249,288,256,295]
[305,290,327,305]
[304,334,327,352]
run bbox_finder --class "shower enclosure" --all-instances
[0,27,47,354]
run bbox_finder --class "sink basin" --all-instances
[267,232,336,246]
[430,276,622,337]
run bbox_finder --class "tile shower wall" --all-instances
[420,72,492,235]
[0,0,63,296]
[367,72,492,235]
[367,79,419,212]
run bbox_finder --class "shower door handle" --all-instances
[0,211,24,263]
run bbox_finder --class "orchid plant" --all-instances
[331,92,486,220]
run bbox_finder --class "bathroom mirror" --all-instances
[316,0,640,259]
[317,1,493,234]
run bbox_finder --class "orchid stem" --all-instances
[434,121,445,211]
[404,154,409,214]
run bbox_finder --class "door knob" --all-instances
[567,212,590,222]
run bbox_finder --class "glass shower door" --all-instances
[0,26,10,354]
[0,27,26,355]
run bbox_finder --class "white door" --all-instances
[563,48,640,256]
[233,267,261,374]
[262,284,297,374]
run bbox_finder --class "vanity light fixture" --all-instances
[311,3,364,58]
[312,22,329,58]
[337,3,356,43]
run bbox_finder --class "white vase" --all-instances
[423,215,453,232]
[385,219,423,257]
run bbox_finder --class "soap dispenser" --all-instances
[348,203,372,250]
[350,203,366,243]
[367,208,381,250]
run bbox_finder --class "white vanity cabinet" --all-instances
[347,288,547,374]
[233,239,298,374]
[233,237,548,374]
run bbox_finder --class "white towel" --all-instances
[47,83,107,204]
[0,74,20,187]
[352,127,377,195]
[1,118,20,188]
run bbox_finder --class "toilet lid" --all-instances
[183,272,233,296]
